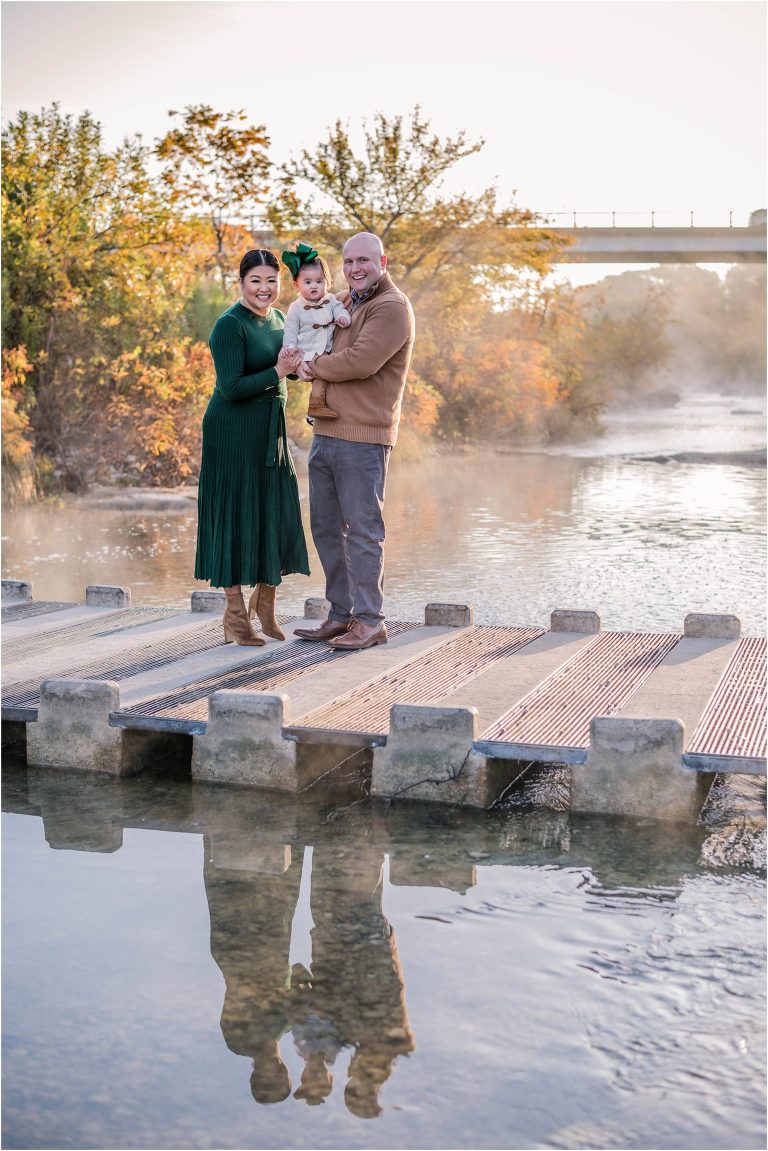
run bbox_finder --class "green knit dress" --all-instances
[194,302,310,589]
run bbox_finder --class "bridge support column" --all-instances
[191,690,297,789]
[27,678,181,776]
[372,704,498,807]
[572,716,713,823]
[28,678,124,774]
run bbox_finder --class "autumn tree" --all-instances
[156,105,271,287]
[2,104,207,491]
[272,107,569,441]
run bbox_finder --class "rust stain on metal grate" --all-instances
[687,636,767,760]
[2,601,77,621]
[115,622,421,724]
[294,625,543,735]
[482,630,681,749]
[2,606,184,662]
[2,619,228,715]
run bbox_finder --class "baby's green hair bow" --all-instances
[281,242,319,278]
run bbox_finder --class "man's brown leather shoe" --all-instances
[294,617,350,642]
[327,619,388,650]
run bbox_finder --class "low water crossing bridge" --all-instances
[2,580,764,823]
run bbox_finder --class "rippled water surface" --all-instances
[2,761,765,1150]
[2,393,765,634]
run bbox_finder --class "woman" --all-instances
[195,249,309,645]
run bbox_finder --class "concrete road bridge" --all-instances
[538,210,766,263]
[250,211,766,264]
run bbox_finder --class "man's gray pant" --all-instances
[308,436,392,626]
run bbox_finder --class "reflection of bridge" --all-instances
[3,758,715,1120]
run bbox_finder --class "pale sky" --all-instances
[2,0,766,283]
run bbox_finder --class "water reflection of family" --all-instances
[194,232,415,651]
[204,840,414,1117]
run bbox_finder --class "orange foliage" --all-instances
[106,340,212,484]
[2,345,36,503]
[2,345,34,465]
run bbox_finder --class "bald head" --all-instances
[342,232,386,293]
[343,232,384,259]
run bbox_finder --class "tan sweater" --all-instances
[311,272,415,446]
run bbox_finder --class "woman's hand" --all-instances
[276,347,303,377]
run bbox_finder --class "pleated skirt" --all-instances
[194,391,310,588]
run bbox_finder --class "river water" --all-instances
[2,390,766,1149]
[2,759,766,1151]
[1,391,766,635]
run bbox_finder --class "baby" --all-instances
[281,243,350,419]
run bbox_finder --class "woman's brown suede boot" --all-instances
[223,589,267,646]
[248,584,286,640]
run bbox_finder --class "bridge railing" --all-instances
[537,210,765,229]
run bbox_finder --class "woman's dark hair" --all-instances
[239,249,280,279]
[294,254,333,289]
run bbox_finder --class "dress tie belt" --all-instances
[266,396,291,470]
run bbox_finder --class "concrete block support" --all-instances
[85,585,131,608]
[572,716,712,823]
[551,609,601,634]
[2,579,33,602]
[372,704,497,807]
[26,679,178,776]
[304,597,331,619]
[191,590,226,613]
[684,613,741,640]
[424,603,474,627]
[191,691,297,789]
[27,679,124,774]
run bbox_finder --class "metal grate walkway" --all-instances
[686,636,767,766]
[480,631,681,758]
[294,625,543,736]
[3,598,764,780]
[1,619,227,721]
[2,606,183,662]
[1,601,77,621]
[113,623,421,732]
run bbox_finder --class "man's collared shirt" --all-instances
[349,283,377,310]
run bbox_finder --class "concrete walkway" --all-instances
[2,581,764,822]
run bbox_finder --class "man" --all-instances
[294,232,415,650]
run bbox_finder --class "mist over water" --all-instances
[2,392,765,635]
